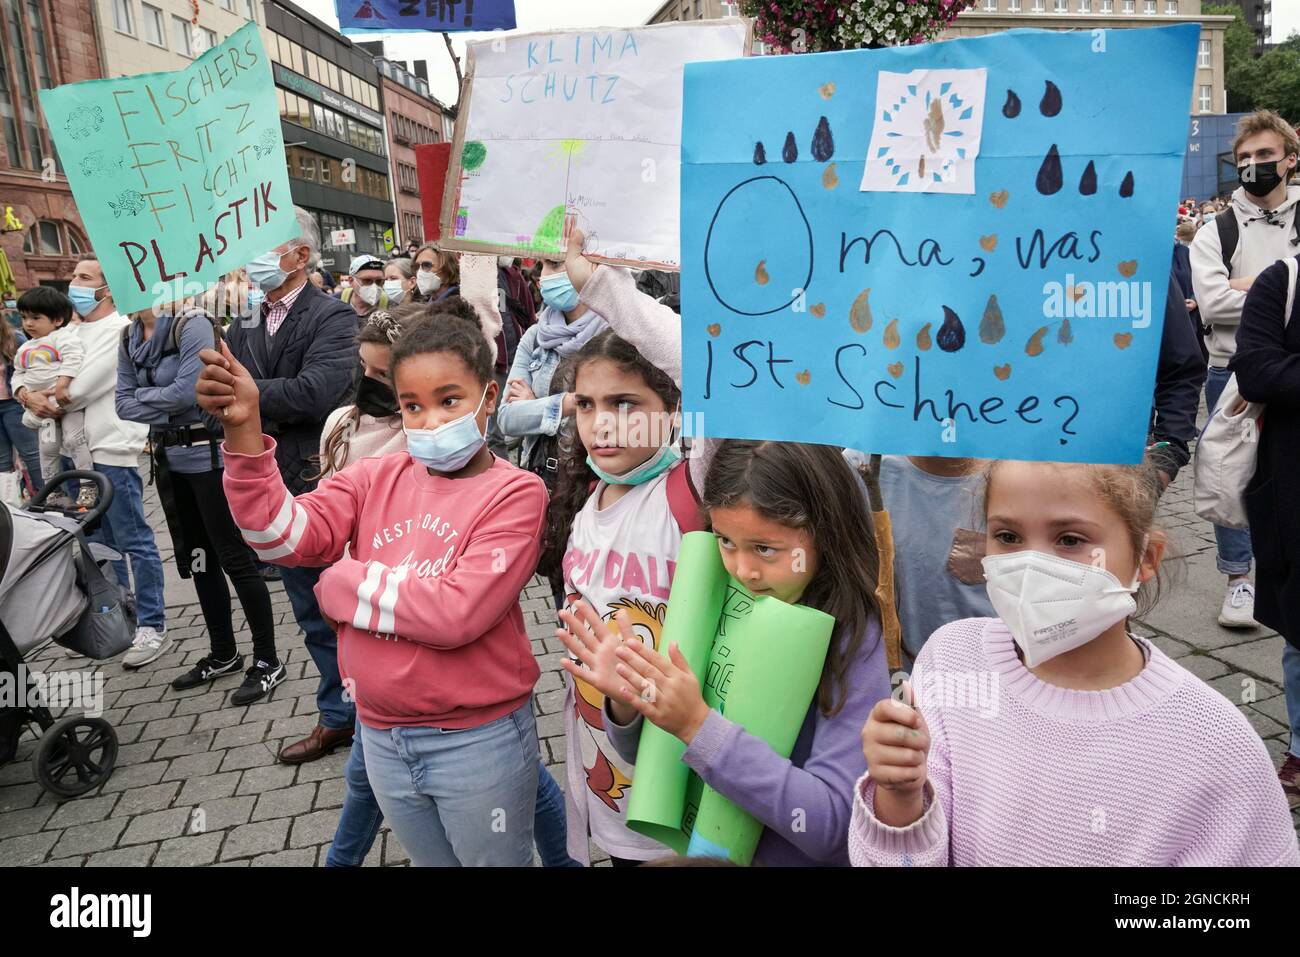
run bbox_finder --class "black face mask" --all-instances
[1238,159,1288,198]
[355,374,398,418]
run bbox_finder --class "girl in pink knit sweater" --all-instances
[854,460,1300,866]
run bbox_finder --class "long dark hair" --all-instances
[539,329,680,591]
[0,318,16,365]
[701,440,882,717]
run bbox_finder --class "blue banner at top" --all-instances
[336,0,516,35]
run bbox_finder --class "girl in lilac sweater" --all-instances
[854,460,1300,867]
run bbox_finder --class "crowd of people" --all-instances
[1,108,1298,867]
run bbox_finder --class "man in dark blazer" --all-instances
[221,207,360,763]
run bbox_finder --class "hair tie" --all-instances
[365,310,402,344]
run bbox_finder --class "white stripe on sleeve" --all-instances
[238,489,295,544]
[373,565,409,636]
[352,562,387,632]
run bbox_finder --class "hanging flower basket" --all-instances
[740,0,977,52]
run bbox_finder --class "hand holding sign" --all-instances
[861,680,931,826]
[196,340,262,448]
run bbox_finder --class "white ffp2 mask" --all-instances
[981,550,1140,668]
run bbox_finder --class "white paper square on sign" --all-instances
[861,68,988,195]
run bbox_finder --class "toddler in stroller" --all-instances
[0,471,136,796]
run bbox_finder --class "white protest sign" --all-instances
[440,19,751,269]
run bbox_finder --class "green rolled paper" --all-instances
[687,592,834,865]
[625,531,836,865]
[625,532,730,852]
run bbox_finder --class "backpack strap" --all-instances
[1216,212,1239,276]
[1284,256,1298,331]
[666,459,706,533]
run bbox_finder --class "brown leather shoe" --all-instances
[278,724,354,764]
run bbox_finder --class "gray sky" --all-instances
[1273,2,1299,44]
[295,0,665,108]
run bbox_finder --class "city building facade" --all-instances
[376,55,449,248]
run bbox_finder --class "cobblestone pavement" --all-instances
[1,462,1296,867]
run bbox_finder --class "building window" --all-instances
[1164,0,1176,12]
[21,220,63,256]
[1078,0,1090,11]
[1143,0,1155,12]
[1100,0,1112,11]
[1122,0,1134,10]
[983,0,996,10]
[1198,85,1211,113]
[1007,0,1020,10]
[172,16,192,56]
[1031,0,1045,12]
[1053,0,1067,11]
[245,0,257,20]
[112,0,135,34]
[141,3,165,46]
[1199,37,1211,67]
[199,26,216,52]
[221,0,234,10]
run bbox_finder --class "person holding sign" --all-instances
[215,209,360,763]
[196,307,548,867]
[851,460,1300,866]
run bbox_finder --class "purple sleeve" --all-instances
[682,617,890,863]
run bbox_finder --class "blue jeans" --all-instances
[279,563,353,730]
[360,702,540,866]
[327,732,578,867]
[90,462,165,629]
[1204,367,1253,576]
[1284,641,1300,758]
[0,399,41,493]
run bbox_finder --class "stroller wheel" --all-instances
[32,716,118,798]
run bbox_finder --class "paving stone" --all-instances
[1173,653,1230,682]
[115,740,162,766]
[0,804,55,837]
[154,831,224,867]
[536,712,565,740]
[236,763,297,795]
[251,784,316,822]
[119,807,193,845]
[161,750,224,782]
[110,685,168,709]
[191,795,256,831]
[86,843,157,867]
[1250,694,1295,731]
[1208,672,1282,706]
[193,707,245,732]
[220,818,290,860]
[268,715,318,740]
[0,829,58,865]
[98,760,168,793]
[1212,636,1289,685]
[114,781,182,816]
[289,808,340,848]
[173,689,234,717]
[213,721,271,750]
[1238,706,1288,741]
[219,742,279,772]
[0,783,42,813]
[252,847,317,866]
[176,770,241,805]
[536,689,566,714]
[49,818,127,858]
[294,749,349,783]
[140,714,198,741]
[44,794,120,830]
[122,700,178,725]
[314,777,346,810]
[383,832,410,866]
[243,699,296,722]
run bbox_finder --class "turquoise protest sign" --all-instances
[39,21,296,315]
[681,26,1198,463]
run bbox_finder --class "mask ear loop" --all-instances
[1128,533,1151,591]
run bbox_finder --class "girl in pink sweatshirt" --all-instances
[196,313,548,867]
[853,460,1300,866]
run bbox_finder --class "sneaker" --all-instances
[122,626,172,669]
[230,659,286,706]
[171,653,244,691]
[1281,754,1300,809]
[1218,580,1258,629]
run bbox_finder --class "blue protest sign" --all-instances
[337,0,516,35]
[39,21,295,315]
[681,26,1198,463]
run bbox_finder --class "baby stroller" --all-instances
[0,471,136,797]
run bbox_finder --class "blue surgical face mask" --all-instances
[247,287,265,314]
[247,246,301,293]
[383,279,406,304]
[587,442,681,487]
[540,273,580,313]
[68,283,105,317]
[404,384,490,473]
